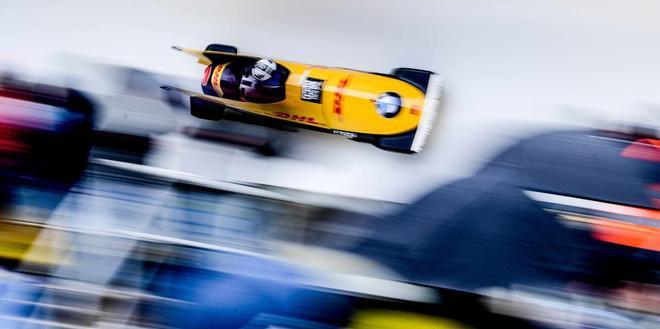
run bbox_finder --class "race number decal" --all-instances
[301,77,324,103]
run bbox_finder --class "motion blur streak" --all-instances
[0,1,659,328]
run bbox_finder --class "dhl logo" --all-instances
[273,112,322,125]
[211,65,225,96]
[333,76,351,117]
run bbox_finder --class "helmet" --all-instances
[251,59,276,81]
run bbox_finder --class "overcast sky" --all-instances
[3,1,659,202]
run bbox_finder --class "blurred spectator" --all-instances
[0,75,95,213]
[353,129,658,293]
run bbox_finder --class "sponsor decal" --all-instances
[333,76,351,116]
[211,64,225,96]
[273,112,322,125]
[332,130,358,139]
[201,65,212,86]
[301,77,324,103]
[411,105,421,116]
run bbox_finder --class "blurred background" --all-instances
[0,1,657,328]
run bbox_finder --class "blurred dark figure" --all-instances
[0,74,95,217]
[355,129,658,294]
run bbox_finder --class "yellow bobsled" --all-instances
[163,44,442,153]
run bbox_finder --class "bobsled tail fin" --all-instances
[160,85,200,97]
[173,45,260,66]
[171,46,212,65]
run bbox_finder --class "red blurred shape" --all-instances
[620,139,660,162]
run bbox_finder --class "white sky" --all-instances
[2,1,659,203]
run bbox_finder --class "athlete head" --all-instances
[251,58,277,82]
